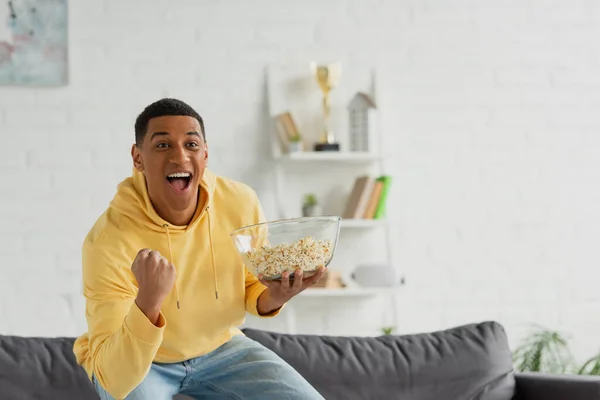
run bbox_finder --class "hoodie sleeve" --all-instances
[244,189,284,317]
[81,236,166,399]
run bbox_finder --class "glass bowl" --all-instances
[230,216,341,280]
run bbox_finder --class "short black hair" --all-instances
[134,98,206,146]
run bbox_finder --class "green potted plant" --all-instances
[302,193,321,217]
[511,325,600,376]
[381,326,394,335]
[578,353,600,375]
[512,326,573,374]
[288,133,303,153]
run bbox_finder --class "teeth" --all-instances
[168,172,191,178]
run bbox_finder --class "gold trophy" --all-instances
[311,62,342,151]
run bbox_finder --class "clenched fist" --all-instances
[132,248,176,325]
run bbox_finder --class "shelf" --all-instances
[340,218,387,228]
[277,151,381,163]
[297,287,398,298]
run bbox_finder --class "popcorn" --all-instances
[244,235,332,278]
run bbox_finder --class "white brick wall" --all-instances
[1,0,599,364]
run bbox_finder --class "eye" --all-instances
[187,142,199,148]
[156,142,168,149]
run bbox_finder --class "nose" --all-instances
[169,145,190,165]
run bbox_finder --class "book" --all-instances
[273,116,289,151]
[373,175,391,219]
[362,180,383,219]
[311,270,345,288]
[342,176,376,219]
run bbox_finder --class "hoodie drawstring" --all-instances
[162,206,219,308]
[163,224,181,309]
[207,207,219,300]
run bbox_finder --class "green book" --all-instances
[373,175,392,219]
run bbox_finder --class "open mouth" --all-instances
[166,172,192,193]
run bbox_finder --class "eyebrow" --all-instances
[150,131,202,140]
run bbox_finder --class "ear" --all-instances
[202,142,209,165]
[131,144,144,171]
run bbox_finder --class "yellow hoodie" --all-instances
[72,168,280,399]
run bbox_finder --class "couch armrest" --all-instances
[514,372,600,400]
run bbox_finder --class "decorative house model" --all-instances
[348,92,377,152]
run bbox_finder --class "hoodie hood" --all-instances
[111,167,217,232]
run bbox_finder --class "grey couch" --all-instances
[0,321,598,399]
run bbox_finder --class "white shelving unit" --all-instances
[340,218,387,229]
[265,63,400,334]
[299,287,385,297]
[277,151,382,163]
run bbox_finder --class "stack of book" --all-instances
[342,175,392,220]
[311,270,345,289]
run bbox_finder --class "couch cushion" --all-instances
[243,321,516,400]
[0,335,98,400]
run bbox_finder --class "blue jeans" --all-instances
[92,335,324,399]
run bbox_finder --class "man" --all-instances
[73,98,326,399]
